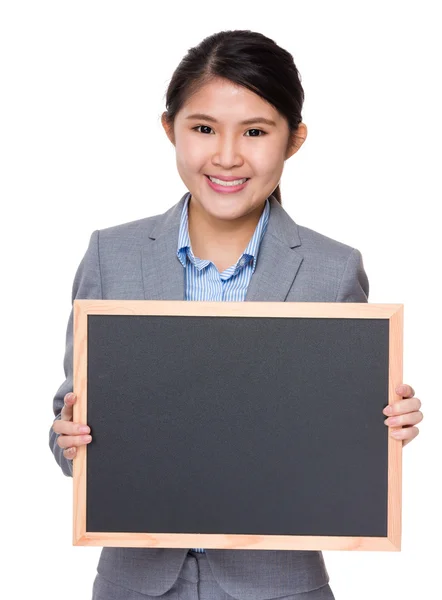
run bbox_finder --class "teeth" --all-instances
[208,176,248,186]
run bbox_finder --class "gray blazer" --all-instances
[50,192,369,599]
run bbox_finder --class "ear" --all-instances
[285,122,307,159]
[161,112,175,145]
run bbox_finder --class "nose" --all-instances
[211,135,244,169]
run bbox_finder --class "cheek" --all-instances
[248,140,286,174]
[175,136,206,173]
[251,153,283,180]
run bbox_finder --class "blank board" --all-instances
[72,300,403,551]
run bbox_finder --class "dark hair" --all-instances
[163,30,305,205]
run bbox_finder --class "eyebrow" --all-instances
[185,113,277,127]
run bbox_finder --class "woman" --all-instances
[50,30,423,600]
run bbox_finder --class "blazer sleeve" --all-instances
[335,248,369,303]
[49,230,103,477]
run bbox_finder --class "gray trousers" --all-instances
[92,550,336,600]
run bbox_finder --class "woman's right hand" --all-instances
[51,392,92,460]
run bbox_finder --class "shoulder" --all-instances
[97,213,160,242]
[291,224,368,302]
[270,198,358,261]
[94,197,183,248]
[296,223,358,260]
[90,203,175,258]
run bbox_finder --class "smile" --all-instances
[205,175,250,193]
[208,176,249,186]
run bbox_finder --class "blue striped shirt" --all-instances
[176,192,270,552]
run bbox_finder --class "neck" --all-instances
[187,196,265,259]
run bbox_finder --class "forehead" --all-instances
[179,77,283,124]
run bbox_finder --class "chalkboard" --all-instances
[72,300,403,551]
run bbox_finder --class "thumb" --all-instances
[61,392,76,421]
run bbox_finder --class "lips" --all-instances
[205,175,250,193]
[205,175,250,181]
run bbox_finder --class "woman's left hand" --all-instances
[383,384,423,447]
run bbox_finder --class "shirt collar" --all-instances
[177,192,270,274]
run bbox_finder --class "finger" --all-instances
[403,428,420,447]
[61,393,76,421]
[57,434,92,449]
[63,447,77,460]
[52,420,90,436]
[395,384,415,398]
[391,426,420,445]
[384,410,423,428]
[383,397,422,416]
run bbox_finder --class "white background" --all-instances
[1,1,440,598]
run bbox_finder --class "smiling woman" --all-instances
[161,64,307,268]
[49,28,423,600]
[161,63,306,209]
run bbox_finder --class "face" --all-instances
[162,77,307,224]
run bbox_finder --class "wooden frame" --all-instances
[73,300,403,551]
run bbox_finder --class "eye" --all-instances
[192,125,267,137]
[245,129,266,137]
[193,125,214,134]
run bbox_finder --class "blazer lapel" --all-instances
[141,193,304,302]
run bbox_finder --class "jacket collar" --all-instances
[141,192,303,302]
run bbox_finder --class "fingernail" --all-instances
[79,426,90,434]
[383,406,393,415]
[84,435,92,443]
[388,417,399,426]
